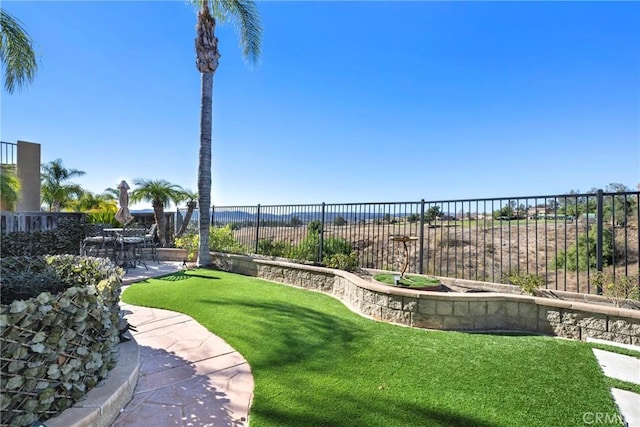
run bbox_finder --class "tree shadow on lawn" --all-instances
[154,270,222,282]
[196,298,363,370]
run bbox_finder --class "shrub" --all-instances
[323,236,353,258]
[86,211,118,227]
[508,271,544,295]
[553,226,618,272]
[290,234,320,262]
[307,220,322,236]
[1,255,122,305]
[333,216,347,226]
[592,272,640,308]
[289,235,354,264]
[1,255,123,426]
[174,233,198,261]
[257,239,293,258]
[325,252,359,271]
[209,225,244,253]
[0,218,84,257]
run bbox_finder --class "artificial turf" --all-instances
[122,268,621,427]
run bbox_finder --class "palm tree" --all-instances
[67,191,117,213]
[1,8,38,93]
[193,0,262,266]
[41,159,85,212]
[0,164,21,211]
[130,179,184,247]
[176,190,198,237]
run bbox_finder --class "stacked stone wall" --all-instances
[210,252,639,346]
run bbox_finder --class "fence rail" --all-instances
[0,141,17,165]
[186,190,639,295]
[0,212,85,234]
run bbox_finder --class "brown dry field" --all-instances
[233,219,639,295]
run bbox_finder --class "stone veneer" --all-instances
[205,252,639,345]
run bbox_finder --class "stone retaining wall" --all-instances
[210,252,640,346]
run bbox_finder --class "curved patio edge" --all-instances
[46,338,140,427]
[209,252,640,346]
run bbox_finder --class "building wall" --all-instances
[16,140,41,212]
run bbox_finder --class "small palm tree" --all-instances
[130,179,184,247]
[193,0,262,266]
[66,191,117,213]
[41,159,85,212]
[1,8,38,93]
[176,190,198,237]
[0,164,21,211]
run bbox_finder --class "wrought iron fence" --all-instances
[175,191,639,295]
[0,141,17,165]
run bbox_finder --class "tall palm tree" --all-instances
[1,8,38,93]
[130,179,185,247]
[176,190,198,237]
[0,164,21,211]
[193,0,262,266]
[41,159,85,212]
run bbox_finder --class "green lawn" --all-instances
[122,269,620,427]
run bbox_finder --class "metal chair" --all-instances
[142,223,159,263]
[118,224,148,271]
[81,223,114,257]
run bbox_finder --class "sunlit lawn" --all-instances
[122,269,619,427]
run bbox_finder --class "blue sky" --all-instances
[2,1,639,209]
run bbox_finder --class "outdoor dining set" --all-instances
[81,223,158,271]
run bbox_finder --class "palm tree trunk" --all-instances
[177,201,197,237]
[195,3,218,267]
[152,200,167,247]
[197,71,213,266]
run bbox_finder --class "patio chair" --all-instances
[117,224,148,271]
[81,223,114,258]
[142,223,159,263]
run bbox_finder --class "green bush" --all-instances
[209,225,244,253]
[307,220,322,236]
[1,255,123,426]
[86,211,118,226]
[1,255,122,305]
[592,272,640,308]
[325,252,359,271]
[324,236,353,258]
[508,271,544,295]
[257,239,293,258]
[0,218,84,257]
[174,233,198,261]
[290,234,320,262]
[553,226,618,272]
[289,235,354,264]
[333,216,347,226]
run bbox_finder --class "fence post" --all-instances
[419,199,425,274]
[596,190,604,295]
[254,204,261,254]
[210,205,215,227]
[318,202,326,263]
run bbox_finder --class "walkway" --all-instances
[112,263,254,427]
[588,339,640,427]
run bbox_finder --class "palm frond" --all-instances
[215,0,262,65]
[0,8,38,93]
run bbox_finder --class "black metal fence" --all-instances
[0,141,17,165]
[189,190,639,295]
